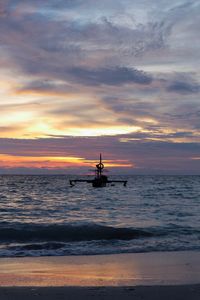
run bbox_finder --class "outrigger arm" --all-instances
[70,179,127,187]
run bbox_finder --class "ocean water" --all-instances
[0,175,199,257]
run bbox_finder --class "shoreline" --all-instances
[0,251,199,299]
[0,250,199,287]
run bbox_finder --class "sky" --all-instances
[0,0,200,174]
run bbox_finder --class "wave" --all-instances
[0,223,153,243]
[0,222,199,257]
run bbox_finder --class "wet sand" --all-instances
[0,251,199,299]
[0,285,200,300]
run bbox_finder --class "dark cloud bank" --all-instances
[0,137,199,175]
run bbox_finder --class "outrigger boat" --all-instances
[70,154,127,188]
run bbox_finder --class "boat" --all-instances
[69,154,127,188]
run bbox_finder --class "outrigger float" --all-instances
[70,154,127,188]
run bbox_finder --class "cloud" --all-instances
[0,1,172,84]
[0,0,200,174]
[0,125,23,133]
[167,80,200,94]
[16,80,76,95]
[0,137,199,174]
[68,66,153,86]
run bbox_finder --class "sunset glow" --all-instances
[0,154,133,170]
[0,0,199,174]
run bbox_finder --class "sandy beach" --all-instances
[0,251,199,299]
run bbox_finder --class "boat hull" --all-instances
[92,177,107,188]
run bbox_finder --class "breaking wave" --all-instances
[0,223,153,243]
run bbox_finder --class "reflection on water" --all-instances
[0,251,200,286]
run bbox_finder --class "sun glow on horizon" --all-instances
[0,154,133,169]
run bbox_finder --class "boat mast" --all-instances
[96,153,104,178]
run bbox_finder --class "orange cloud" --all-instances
[0,154,133,169]
[0,154,84,168]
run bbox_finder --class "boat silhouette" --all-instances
[70,154,127,188]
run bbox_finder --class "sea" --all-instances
[0,175,199,257]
